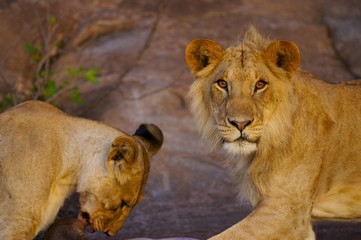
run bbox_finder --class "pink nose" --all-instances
[229,119,252,131]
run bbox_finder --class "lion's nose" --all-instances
[229,119,252,131]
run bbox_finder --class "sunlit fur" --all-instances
[188,28,297,204]
[186,27,361,240]
[0,101,162,239]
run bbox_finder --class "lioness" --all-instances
[0,100,163,239]
[185,27,361,239]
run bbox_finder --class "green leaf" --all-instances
[50,16,57,25]
[3,93,13,103]
[84,68,100,84]
[0,93,14,111]
[55,40,64,49]
[42,80,59,98]
[39,70,46,78]
[69,89,84,105]
[24,43,37,54]
[32,54,41,63]
[0,100,6,111]
[67,67,84,77]
[62,78,70,86]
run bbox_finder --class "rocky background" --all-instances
[1,0,361,239]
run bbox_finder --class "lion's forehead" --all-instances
[222,45,259,80]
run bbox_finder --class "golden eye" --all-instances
[216,79,228,89]
[255,80,267,90]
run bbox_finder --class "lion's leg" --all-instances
[0,222,38,240]
[305,225,315,240]
[305,232,315,240]
[209,197,313,240]
[0,199,42,240]
[209,148,322,239]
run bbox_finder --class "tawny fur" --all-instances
[0,101,163,239]
[185,27,361,239]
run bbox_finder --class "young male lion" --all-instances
[185,27,361,239]
[0,100,163,239]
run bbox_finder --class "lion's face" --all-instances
[185,28,300,156]
[208,53,269,155]
[79,124,163,236]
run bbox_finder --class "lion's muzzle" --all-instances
[228,118,253,132]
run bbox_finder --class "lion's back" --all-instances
[1,100,65,120]
[0,101,71,138]
[0,101,69,197]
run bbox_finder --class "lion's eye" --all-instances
[216,79,228,89]
[255,80,267,91]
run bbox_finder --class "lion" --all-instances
[185,27,361,239]
[0,100,163,239]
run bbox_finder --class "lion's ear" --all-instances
[108,136,138,165]
[185,38,223,75]
[264,40,300,73]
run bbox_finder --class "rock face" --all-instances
[1,0,361,239]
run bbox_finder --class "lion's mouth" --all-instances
[222,136,259,144]
[78,211,118,236]
[78,211,97,233]
[78,211,90,224]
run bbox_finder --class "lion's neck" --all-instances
[230,80,300,206]
[233,73,336,207]
[225,151,260,206]
[60,119,123,193]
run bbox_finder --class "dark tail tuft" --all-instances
[134,123,163,156]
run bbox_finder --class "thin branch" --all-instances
[43,0,52,86]
[33,1,47,48]
[32,1,59,100]
[34,24,58,80]
[31,0,50,99]
[0,71,19,105]
[45,75,82,103]
[0,27,28,91]
[0,70,9,89]
[118,80,176,101]
[80,0,165,115]
[45,84,75,103]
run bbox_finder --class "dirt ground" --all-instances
[1,0,361,239]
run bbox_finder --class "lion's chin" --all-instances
[223,139,257,156]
